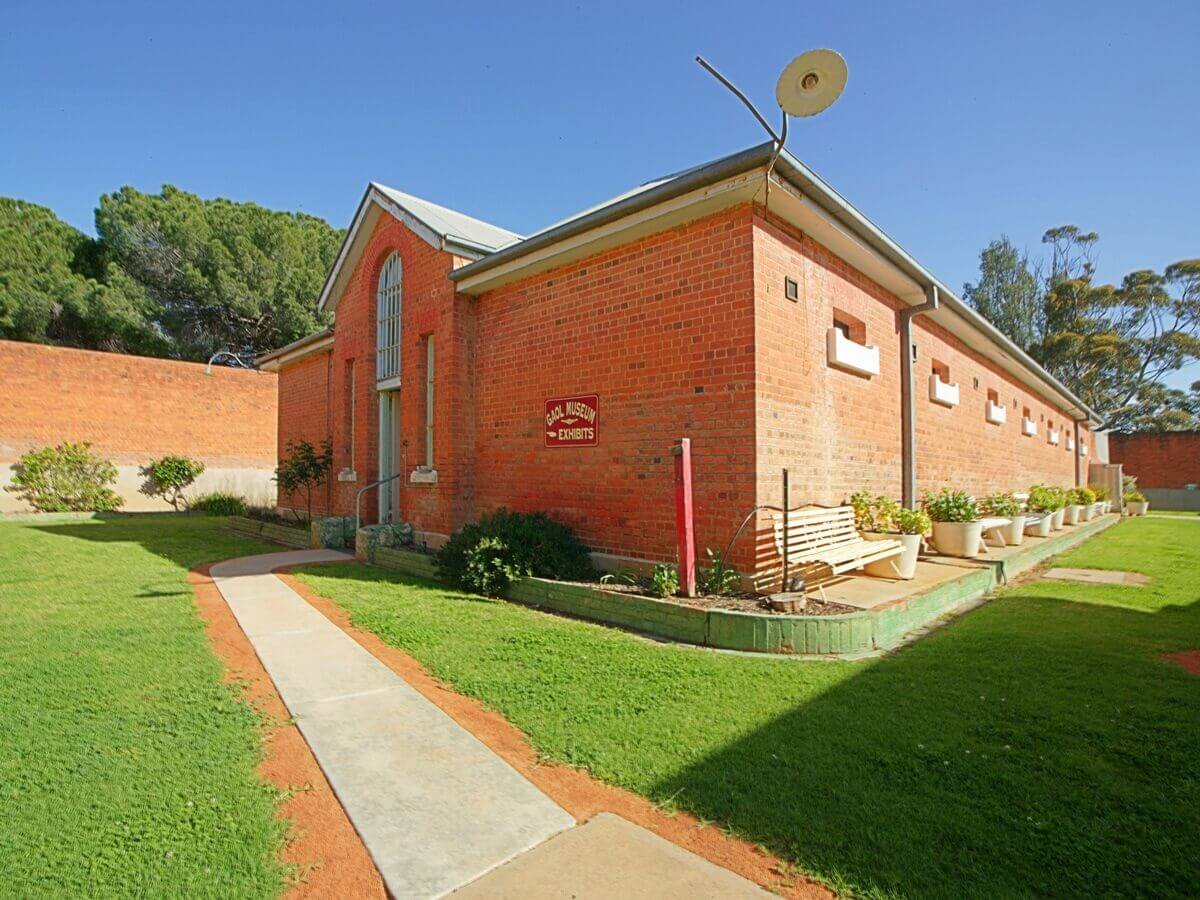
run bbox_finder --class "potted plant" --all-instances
[1025,485,1057,537]
[858,496,929,580]
[1072,486,1097,521]
[923,488,983,558]
[1093,484,1111,514]
[1047,486,1068,530]
[980,491,1025,545]
[1124,490,1149,516]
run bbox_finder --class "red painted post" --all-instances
[672,438,697,597]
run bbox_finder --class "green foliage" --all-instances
[698,548,741,596]
[650,564,681,598]
[921,488,978,523]
[1068,486,1097,506]
[850,491,900,533]
[1124,490,1147,503]
[462,537,521,597]
[980,491,1020,517]
[296,517,1200,898]
[95,185,339,360]
[893,506,932,535]
[141,454,205,510]
[965,225,1200,432]
[188,491,247,516]
[0,515,286,894]
[438,508,594,588]
[1028,484,1066,513]
[1093,484,1111,502]
[0,198,163,354]
[5,442,123,512]
[274,439,332,526]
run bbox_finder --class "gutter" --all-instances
[900,286,940,508]
[257,327,334,371]
[450,141,1103,427]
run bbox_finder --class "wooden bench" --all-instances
[773,505,905,579]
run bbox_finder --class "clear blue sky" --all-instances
[3,0,1197,386]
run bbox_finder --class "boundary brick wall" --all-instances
[1108,432,1200,488]
[0,340,277,512]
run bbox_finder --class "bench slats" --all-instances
[772,504,905,576]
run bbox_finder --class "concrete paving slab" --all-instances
[452,813,770,899]
[1044,567,1150,586]
[210,550,574,898]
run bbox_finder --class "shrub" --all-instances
[850,491,900,533]
[1093,484,1111,502]
[698,548,741,596]
[893,506,932,535]
[141,455,205,510]
[980,491,1020,517]
[1028,484,1065,513]
[650,564,680,598]
[190,492,247,516]
[438,508,594,588]
[275,439,333,525]
[462,537,520,597]
[1068,486,1096,506]
[1123,490,1146,503]
[922,488,978,523]
[5,442,123,512]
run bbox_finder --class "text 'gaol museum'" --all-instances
[260,143,1102,578]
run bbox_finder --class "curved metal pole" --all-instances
[355,472,403,533]
[695,56,781,144]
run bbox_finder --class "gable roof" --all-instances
[317,183,521,312]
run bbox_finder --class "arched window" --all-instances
[376,252,402,383]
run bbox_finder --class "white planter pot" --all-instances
[1025,515,1052,537]
[1063,505,1081,525]
[931,521,984,558]
[1002,516,1026,545]
[1092,502,1104,518]
[1128,501,1149,516]
[1051,508,1066,530]
[862,532,923,580]
[1079,504,1094,522]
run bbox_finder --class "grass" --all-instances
[1145,509,1200,517]
[295,518,1200,898]
[0,515,286,897]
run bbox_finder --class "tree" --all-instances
[5,442,123,512]
[275,439,333,525]
[95,185,339,360]
[140,454,206,510]
[0,198,163,354]
[962,237,1043,350]
[964,225,1200,432]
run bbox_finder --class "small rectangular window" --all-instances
[784,277,799,301]
[987,388,1000,405]
[932,360,951,383]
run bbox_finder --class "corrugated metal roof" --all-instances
[371,183,523,252]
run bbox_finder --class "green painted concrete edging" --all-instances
[358,515,1119,657]
[225,515,311,549]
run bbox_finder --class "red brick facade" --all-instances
[275,199,1091,575]
[1108,432,1200,489]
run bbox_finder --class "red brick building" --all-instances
[261,143,1101,577]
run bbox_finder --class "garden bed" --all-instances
[225,514,310,549]
[568,580,857,616]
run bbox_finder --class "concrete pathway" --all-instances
[211,550,772,899]
[210,550,575,898]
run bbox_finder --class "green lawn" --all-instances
[1146,509,1200,517]
[0,515,286,897]
[295,518,1200,898]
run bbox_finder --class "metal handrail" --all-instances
[355,472,404,533]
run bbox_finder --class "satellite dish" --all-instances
[776,49,847,117]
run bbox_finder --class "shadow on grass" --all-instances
[650,590,1200,897]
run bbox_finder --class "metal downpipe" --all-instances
[900,285,940,508]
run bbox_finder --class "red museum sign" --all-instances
[544,394,599,447]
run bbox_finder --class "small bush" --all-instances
[1123,490,1146,503]
[1068,486,1096,506]
[141,455,205,510]
[650,564,680,598]
[922,488,978,523]
[1093,484,1111,502]
[190,492,247,516]
[5,442,123,512]
[893,506,932,535]
[980,491,1020,517]
[698,548,741,596]
[275,439,333,525]
[850,491,900,533]
[462,537,521,597]
[438,508,594,589]
[1027,484,1065,513]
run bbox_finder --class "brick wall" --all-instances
[472,205,759,567]
[1108,432,1200,488]
[0,340,277,511]
[276,349,332,516]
